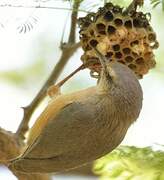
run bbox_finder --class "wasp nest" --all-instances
[78,2,159,78]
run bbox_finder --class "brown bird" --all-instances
[10,48,143,173]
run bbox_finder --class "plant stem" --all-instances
[16,0,81,143]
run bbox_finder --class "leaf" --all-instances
[150,0,164,11]
[93,146,164,179]
[151,0,160,4]
[152,1,161,8]
[17,16,38,34]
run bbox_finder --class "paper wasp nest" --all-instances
[78,2,159,78]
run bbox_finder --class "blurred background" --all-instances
[0,0,164,179]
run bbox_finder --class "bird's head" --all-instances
[93,47,141,96]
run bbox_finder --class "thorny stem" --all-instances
[16,1,82,141]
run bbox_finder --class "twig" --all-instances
[0,4,89,13]
[16,42,80,140]
[16,1,82,141]
[1,1,83,179]
[125,0,144,14]
[18,0,82,138]
[0,127,51,180]
[68,1,80,43]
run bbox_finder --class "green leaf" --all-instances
[93,146,164,179]
[152,1,161,8]
[151,0,164,11]
[151,0,160,4]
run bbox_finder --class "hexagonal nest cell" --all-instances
[78,2,159,79]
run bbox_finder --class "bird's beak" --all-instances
[92,47,108,74]
[93,47,114,82]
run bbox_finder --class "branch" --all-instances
[0,127,51,180]
[0,1,82,179]
[16,1,81,141]
[0,4,89,13]
[68,1,81,43]
[125,0,144,13]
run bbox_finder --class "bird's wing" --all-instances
[10,91,129,173]
[26,86,96,149]
[22,98,99,159]
[10,98,102,173]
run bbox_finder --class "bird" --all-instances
[9,47,143,173]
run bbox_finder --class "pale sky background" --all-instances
[0,0,164,179]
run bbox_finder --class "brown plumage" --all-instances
[10,49,143,173]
